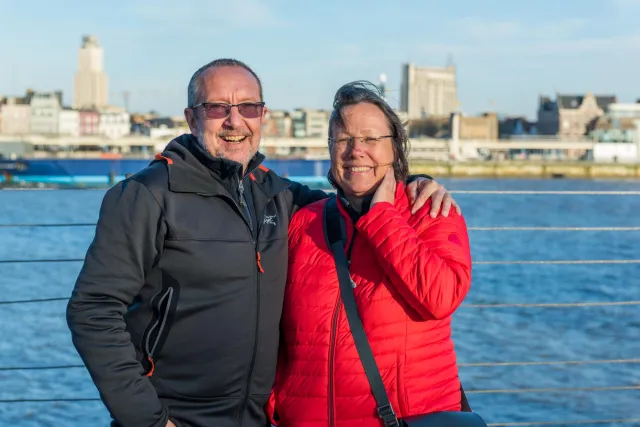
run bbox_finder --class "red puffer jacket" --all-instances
[267,182,472,427]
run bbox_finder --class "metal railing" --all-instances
[1,189,639,426]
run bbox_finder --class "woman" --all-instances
[268,81,472,427]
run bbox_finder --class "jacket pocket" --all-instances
[141,272,181,375]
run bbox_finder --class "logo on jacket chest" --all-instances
[263,214,276,226]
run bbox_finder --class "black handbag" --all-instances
[323,196,487,427]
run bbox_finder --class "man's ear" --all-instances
[185,108,198,135]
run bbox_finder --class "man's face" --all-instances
[185,66,266,170]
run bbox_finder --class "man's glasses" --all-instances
[329,135,393,149]
[191,102,265,119]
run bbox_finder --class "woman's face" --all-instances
[330,102,395,198]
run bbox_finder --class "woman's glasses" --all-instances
[329,135,393,149]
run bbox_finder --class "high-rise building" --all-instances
[74,35,108,109]
[400,63,458,119]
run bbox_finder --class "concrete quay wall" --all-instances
[408,161,640,179]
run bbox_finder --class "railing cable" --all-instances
[467,385,640,394]
[462,301,640,308]
[474,260,640,265]
[2,258,639,265]
[0,258,84,264]
[3,297,639,307]
[468,226,640,231]
[3,223,640,231]
[460,358,640,367]
[451,190,640,195]
[3,358,639,372]
[0,364,84,371]
[0,223,96,228]
[0,398,101,403]
[0,297,69,305]
[487,418,640,426]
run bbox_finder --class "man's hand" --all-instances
[372,169,396,207]
[406,177,461,217]
[167,421,177,427]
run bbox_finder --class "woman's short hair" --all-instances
[327,81,410,189]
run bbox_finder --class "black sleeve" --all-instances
[66,179,169,427]
[285,178,330,216]
[407,173,433,182]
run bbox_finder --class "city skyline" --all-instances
[1,0,639,119]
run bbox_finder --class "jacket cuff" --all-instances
[265,392,280,426]
[407,173,433,182]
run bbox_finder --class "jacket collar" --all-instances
[155,133,289,198]
[249,166,291,199]
[337,181,408,222]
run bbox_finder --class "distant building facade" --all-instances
[499,117,538,138]
[30,92,62,135]
[79,110,100,136]
[407,117,450,138]
[537,93,616,138]
[0,96,31,135]
[400,63,458,119]
[590,101,640,143]
[74,35,108,109]
[58,109,80,136]
[99,108,130,139]
[291,109,330,138]
[263,110,292,137]
[607,102,640,121]
[456,113,498,140]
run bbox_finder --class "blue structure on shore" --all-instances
[0,158,333,187]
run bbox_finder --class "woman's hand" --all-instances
[371,169,396,207]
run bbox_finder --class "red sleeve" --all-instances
[264,345,285,426]
[265,391,279,426]
[355,200,472,320]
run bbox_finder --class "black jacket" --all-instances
[66,134,327,427]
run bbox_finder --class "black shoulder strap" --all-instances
[323,196,401,427]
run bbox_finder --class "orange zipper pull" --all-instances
[145,356,155,377]
[256,251,265,273]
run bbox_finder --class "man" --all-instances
[66,58,460,427]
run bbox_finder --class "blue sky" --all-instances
[1,0,639,120]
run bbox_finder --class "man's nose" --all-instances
[225,106,244,128]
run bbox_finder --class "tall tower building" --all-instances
[74,35,108,109]
[400,63,458,119]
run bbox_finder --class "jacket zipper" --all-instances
[237,180,254,235]
[143,287,174,375]
[237,199,270,427]
[328,297,340,427]
[213,186,256,427]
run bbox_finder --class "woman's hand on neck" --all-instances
[371,169,396,207]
